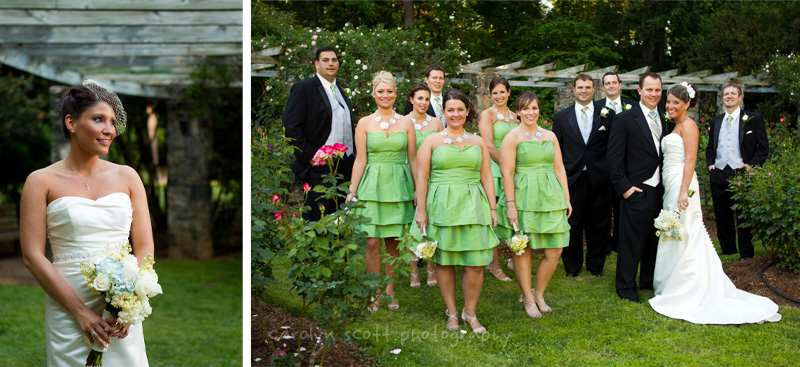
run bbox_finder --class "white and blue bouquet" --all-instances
[654,210,684,241]
[80,244,162,366]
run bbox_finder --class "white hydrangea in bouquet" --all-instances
[508,223,530,256]
[414,226,438,260]
[80,244,163,366]
[654,210,684,241]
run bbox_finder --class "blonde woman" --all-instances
[347,71,417,311]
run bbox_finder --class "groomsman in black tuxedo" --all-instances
[403,65,446,125]
[607,72,667,302]
[283,46,356,221]
[706,84,769,260]
[599,72,637,255]
[554,74,614,277]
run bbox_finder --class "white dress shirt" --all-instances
[640,102,661,187]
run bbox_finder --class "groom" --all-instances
[706,84,769,260]
[607,72,667,302]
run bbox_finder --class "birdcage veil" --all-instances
[82,79,127,136]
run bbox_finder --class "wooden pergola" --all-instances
[0,1,243,260]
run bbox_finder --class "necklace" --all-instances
[493,105,512,123]
[441,129,470,144]
[375,112,402,130]
[65,159,97,191]
[522,126,544,142]
[411,114,432,131]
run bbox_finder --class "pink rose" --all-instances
[303,183,311,192]
[311,150,329,166]
[321,145,334,156]
[274,212,283,220]
[332,143,348,156]
[272,195,280,203]
[292,213,297,217]
[780,117,786,122]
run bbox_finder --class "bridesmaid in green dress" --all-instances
[399,83,443,288]
[478,77,518,281]
[347,71,417,311]
[415,89,499,333]
[498,91,572,318]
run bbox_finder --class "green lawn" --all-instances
[259,244,800,367]
[0,257,242,367]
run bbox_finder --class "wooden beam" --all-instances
[0,0,241,10]
[487,60,525,71]
[587,65,619,74]
[459,58,494,73]
[706,71,740,79]
[0,47,168,97]
[86,73,192,85]
[254,46,286,57]
[39,55,229,68]
[251,55,279,64]
[9,43,242,56]
[251,64,274,71]
[659,69,680,77]
[252,70,279,78]
[0,10,242,25]
[519,62,557,81]
[621,66,651,75]
[678,70,712,77]
[0,25,242,44]
[66,66,196,75]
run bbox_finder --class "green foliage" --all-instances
[0,68,50,204]
[731,127,800,272]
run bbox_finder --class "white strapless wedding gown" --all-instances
[648,133,781,324]
[46,193,148,366]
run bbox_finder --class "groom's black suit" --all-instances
[607,103,667,301]
[553,100,614,275]
[283,75,356,221]
[705,110,768,258]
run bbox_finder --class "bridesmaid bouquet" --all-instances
[654,210,684,241]
[508,223,530,255]
[414,227,438,260]
[80,244,163,366]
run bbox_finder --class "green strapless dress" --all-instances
[415,130,438,150]
[497,141,570,248]
[355,131,415,238]
[490,121,518,198]
[413,145,499,266]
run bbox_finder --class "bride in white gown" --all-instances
[649,83,781,324]
[20,80,152,365]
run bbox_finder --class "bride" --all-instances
[648,83,781,324]
[20,80,151,365]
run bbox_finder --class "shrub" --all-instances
[731,126,800,273]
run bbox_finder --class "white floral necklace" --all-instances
[522,125,543,142]
[441,129,469,144]
[411,114,432,131]
[493,105,512,123]
[375,112,402,130]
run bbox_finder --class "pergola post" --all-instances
[166,93,214,260]
[470,72,495,116]
[554,82,575,114]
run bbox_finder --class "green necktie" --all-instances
[648,110,661,140]
[581,106,589,127]
[726,115,733,128]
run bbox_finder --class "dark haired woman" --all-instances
[478,76,518,281]
[400,83,443,288]
[20,80,151,365]
[648,83,781,324]
[497,91,571,318]
[415,89,498,333]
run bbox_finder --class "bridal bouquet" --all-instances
[80,244,163,366]
[654,210,684,241]
[507,223,530,255]
[413,227,438,260]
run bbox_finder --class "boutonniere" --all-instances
[623,103,632,111]
[663,112,672,123]
[742,114,750,123]
[600,107,610,118]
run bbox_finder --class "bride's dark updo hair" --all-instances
[667,83,698,108]
[60,80,127,140]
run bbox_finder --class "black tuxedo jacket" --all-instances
[282,75,356,177]
[599,97,637,113]
[607,103,668,196]
[553,100,616,188]
[705,110,769,168]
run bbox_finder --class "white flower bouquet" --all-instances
[80,244,162,366]
[414,226,438,260]
[508,223,530,255]
[654,210,684,241]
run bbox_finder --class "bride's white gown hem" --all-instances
[46,192,149,366]
[649,133,781,324]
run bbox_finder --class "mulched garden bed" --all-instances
[723,255,800,308]
[251,297,377,367]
